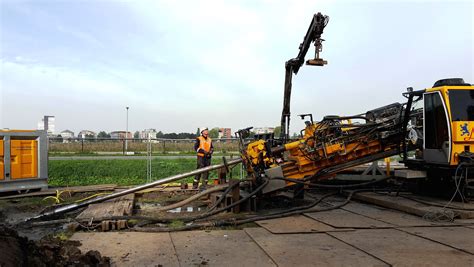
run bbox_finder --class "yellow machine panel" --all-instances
[452,121,474,142]
[10,139,38,179]
[0,140,4,180]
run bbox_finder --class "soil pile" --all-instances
[0,225,110,267]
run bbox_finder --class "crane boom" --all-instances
[280,12,329,142]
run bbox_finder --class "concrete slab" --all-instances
[330,229,474,266]
[305,209,392,229]
[256,215,351,234]
[72,232,179,266]
[342,202,449,227]
[170,229,276,267]
[402,226,474,254]
[244,227,387,266]
[456,219,474,225]
[354,192,474,219]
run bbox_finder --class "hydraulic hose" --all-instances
[274,176,389,189]
[191,178,269,222]
[207,181,241,212]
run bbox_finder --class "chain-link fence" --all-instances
[48,137,240,154]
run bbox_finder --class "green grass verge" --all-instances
[48,158,243,187]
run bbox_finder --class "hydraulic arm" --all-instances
[280,12,329,142]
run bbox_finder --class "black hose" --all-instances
[274,176,389,189]
[207,181,241,212]
[191,178,269,222]
[231,190,358,225]
[133,191,352,231]
[242,191,338,220]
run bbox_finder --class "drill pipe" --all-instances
[26,158,242,222]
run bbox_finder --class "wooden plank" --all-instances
[244,227,387,266]
[76,193,134,219]
[171,230,276,267]
[305,209,392,229]
[72,232,179,266]
[353,192,474,219]
[330,229,474,266]
[256,215,352,234]
[341,202,453,227]
[402,226,474,254]
[0,184,117,200]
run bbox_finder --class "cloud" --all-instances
[1,0,472,134]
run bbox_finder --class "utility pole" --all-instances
[125,106,129,153]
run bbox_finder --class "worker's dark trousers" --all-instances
[194,156,211,185]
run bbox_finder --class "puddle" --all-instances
[136,202,205,213]
[167,206,204,213]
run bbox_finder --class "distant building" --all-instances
[60,130,74,143]
[253,127,275,135]
[78,130,97,139]
[110,131,132,139]
[37,115,55,135]
[60,130,74,138]
[218,128,232,139]
[138,129,158,142]
[139,129,158,140]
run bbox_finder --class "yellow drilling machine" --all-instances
[28,12,473,223]
[236,13,474,199]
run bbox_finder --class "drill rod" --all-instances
[26,158,243,222]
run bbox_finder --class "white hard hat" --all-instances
[200,127,208,133]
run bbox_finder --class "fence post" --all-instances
[122,140,125,155]
[81,139,84,152]
[163,140,166,153]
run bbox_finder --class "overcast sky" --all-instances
[1,0,472,135]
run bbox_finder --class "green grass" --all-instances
[48,158,243,187]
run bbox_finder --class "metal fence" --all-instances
[48,137,241,154]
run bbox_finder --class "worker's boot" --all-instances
[192,180,199,190]
[199,180,208,191]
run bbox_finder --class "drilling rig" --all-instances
[237,12,474,197]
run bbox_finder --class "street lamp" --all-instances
[125,106,129,153]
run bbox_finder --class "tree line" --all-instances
[92,128,223,140]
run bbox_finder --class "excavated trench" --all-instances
[0,224,111,267]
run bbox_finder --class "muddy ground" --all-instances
[0,225,111,267]
[0,187,301,266]
[0,192,113,266]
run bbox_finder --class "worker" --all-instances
[193,127,214,189]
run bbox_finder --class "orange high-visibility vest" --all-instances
[197,136,212,157]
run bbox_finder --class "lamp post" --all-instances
[125,106,129,153]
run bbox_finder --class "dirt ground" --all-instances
[0,225,110,267]
[3,187,474,266]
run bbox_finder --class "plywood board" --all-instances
[305,209,392,228]
[330,229,474,266]
[244,227,387,266]
[72,232,179,266]
[76,193,134,219]
[170,230,276,267]
[353,192,474,219]
[402,226,474,254]
[256,215,351,234]
[0,184,117,200]
[342,202,450,227]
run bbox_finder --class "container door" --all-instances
[11,140,38,179]
[0,140,4,180]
